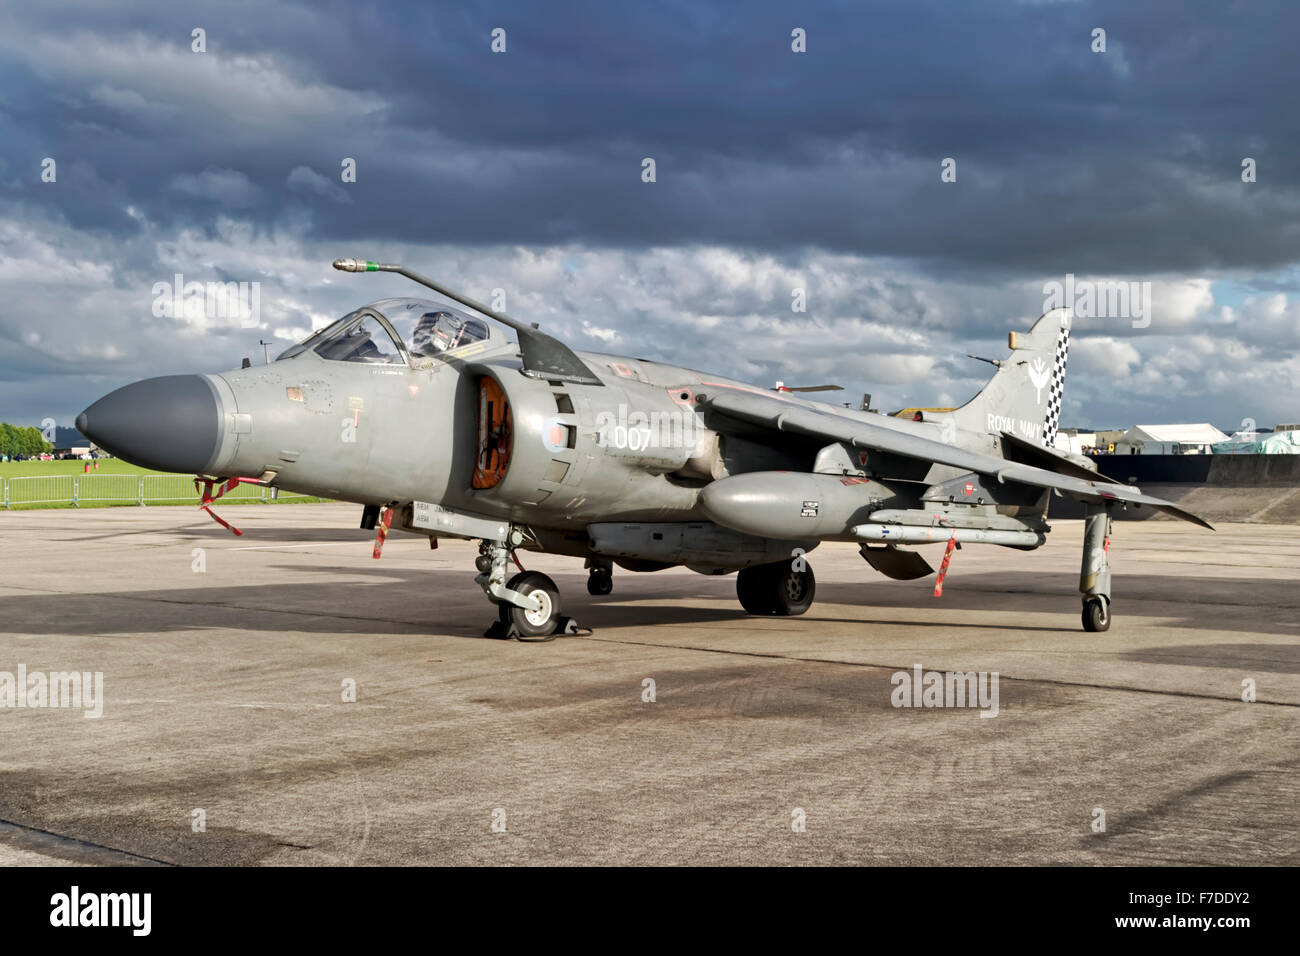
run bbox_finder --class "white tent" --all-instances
[1114,424,1228,455]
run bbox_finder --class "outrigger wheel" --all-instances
[736,560,816,616]
[499,571,562,641]
[1079,504,1113,633]
[1082,596,1110,633]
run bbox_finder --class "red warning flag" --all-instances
[373,506,393,559]
[933,536,958,597]
[193,476,259,536]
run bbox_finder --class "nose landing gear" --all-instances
[477,537,584,641]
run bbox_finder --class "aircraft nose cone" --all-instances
[79,375,222,474]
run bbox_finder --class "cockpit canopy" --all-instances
[277,298,501,365]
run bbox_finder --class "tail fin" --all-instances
[950,309,1071,447]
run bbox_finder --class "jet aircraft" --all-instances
[78,259,1211,639]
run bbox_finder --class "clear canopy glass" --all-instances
[277,298,495,364]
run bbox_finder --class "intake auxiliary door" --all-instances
[473,376,512,489]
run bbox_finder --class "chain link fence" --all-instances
[3,474,320,509]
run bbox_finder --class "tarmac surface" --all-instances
[1,502,1297,866]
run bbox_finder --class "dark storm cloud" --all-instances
[2,0,1298,430]
[3,0,1298,274]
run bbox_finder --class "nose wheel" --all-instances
[498,571,562,641]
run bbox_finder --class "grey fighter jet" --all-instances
[78,259,1210,639]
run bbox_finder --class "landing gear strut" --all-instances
[476,536,582,640]
[736,559,816,616]
[585,556,614,595]
[1080,504,1112,632]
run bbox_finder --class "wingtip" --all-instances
[1168,506,1214,531]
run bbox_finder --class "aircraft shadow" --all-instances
[4,562,1297,642]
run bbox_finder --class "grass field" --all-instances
[0,459,325,509]
[0,458,176,479]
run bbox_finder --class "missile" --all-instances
[853,525,1045,547]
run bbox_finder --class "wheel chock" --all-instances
[483,615,588,640]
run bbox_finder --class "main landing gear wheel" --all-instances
[1082,596,1110,633]
[736,561,816,616]
[587,565,613,595]
[500,571,562,641]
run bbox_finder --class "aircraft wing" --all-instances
[699,386,1213,529]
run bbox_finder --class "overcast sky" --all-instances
[2,0,1297,431]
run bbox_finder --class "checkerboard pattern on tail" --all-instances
[1043,325,1070,447]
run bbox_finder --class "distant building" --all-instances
[1053,432,1087,455]
[1114,423,1228,455]
[1062,428,1125,453]
[52,446,92,459]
